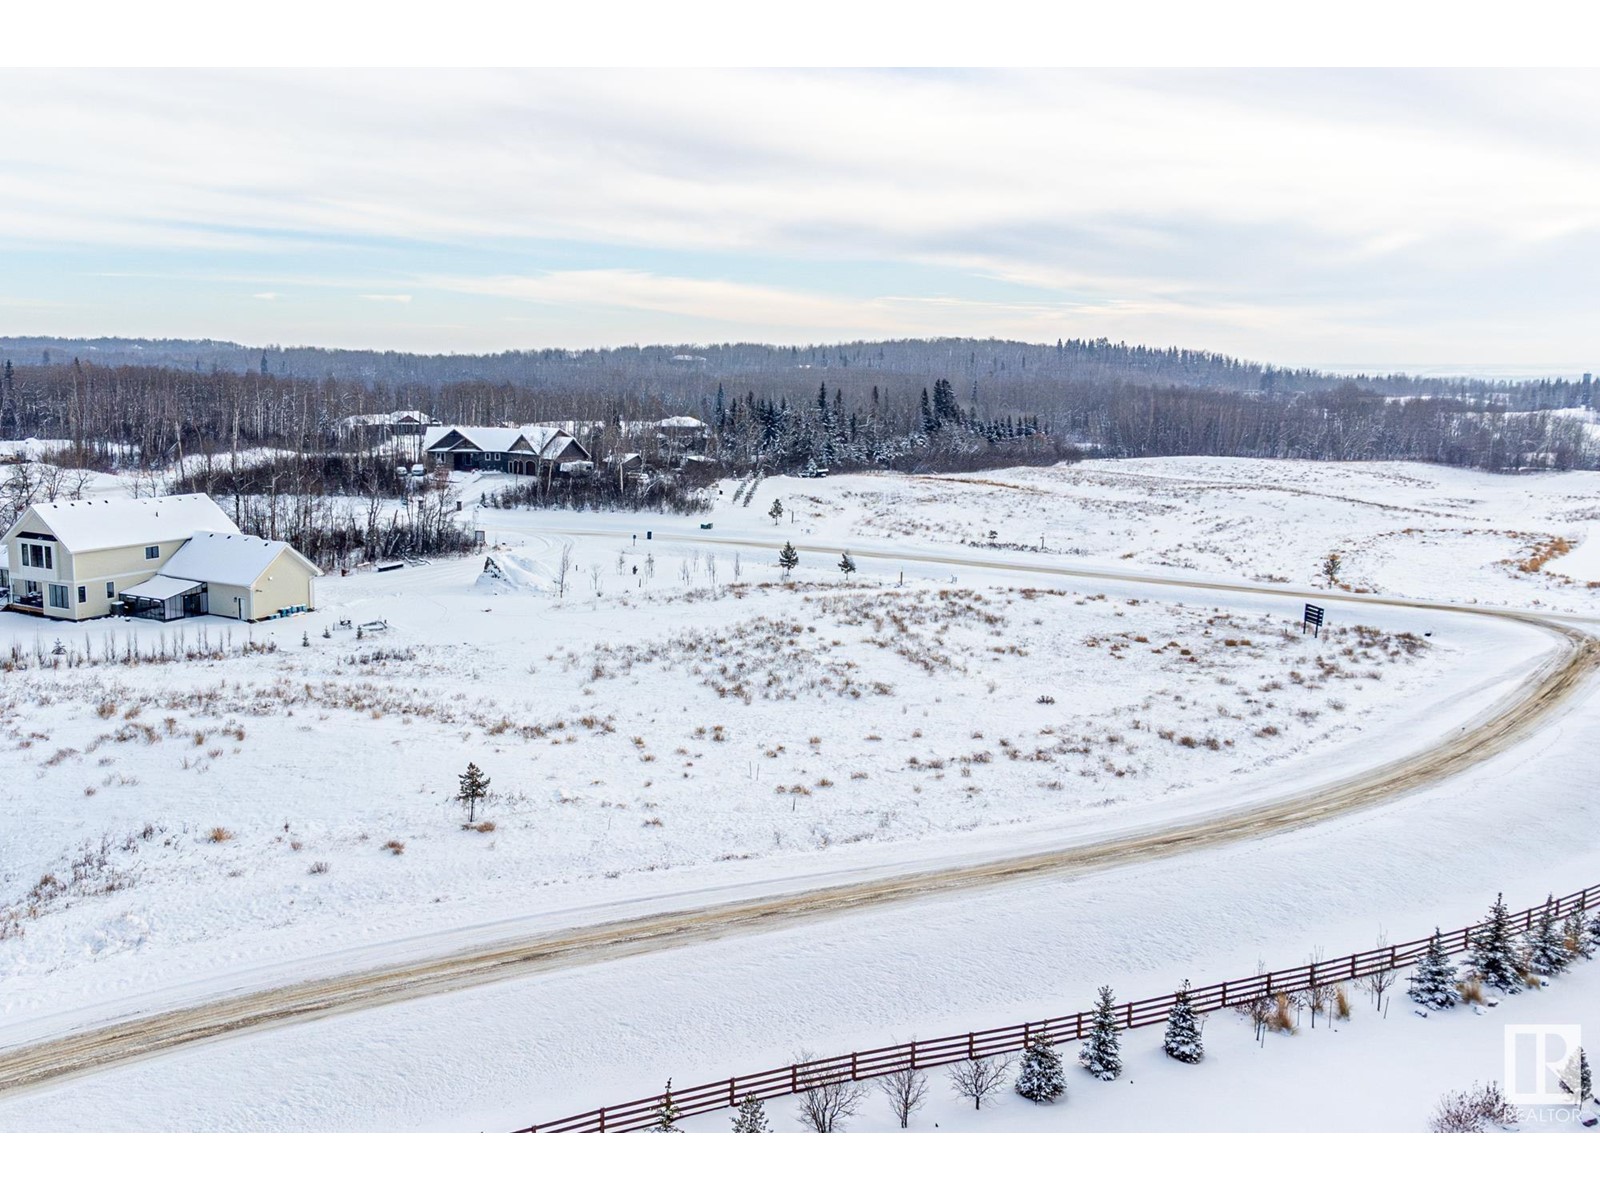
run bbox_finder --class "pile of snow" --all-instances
[474,551,556,595]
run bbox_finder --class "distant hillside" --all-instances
[0,334,1591,410]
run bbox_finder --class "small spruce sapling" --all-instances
[839,551,856,578]
[1163,981,1205,1063]
[1467,892,1522,993]
[456,761,490,826]
[730,1093,769,1132]
[768,498,784,526]
[778,542,799,578]
[1561,911,1590,961]
[652,1080,682,1133]
[1523,894,1571,977]
[1559,1047,1591,1105]
[1015,1034,1066,1102]
[1407,929,1458,1010]
[1079,985,1123,1080]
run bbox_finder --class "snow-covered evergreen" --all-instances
[1015,1035,1067,1102]
[1467,892,1523,992]
[1523,895,1570,977]
[1563,911,1591,962]
[730,1093,769,1132]
[1558,1047,1591,1104]
[1078,985,1124,1081]
[1163,980,1205,1063]
[1407,929,1459,1009]
[652,1080,682,1133]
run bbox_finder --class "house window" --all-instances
[0,567,8,589]
[23,543,52,570]
[77,586,87,604]
[145,546,161,560]
[47,583,69,609]
[106,582,116,598]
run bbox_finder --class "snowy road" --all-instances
[1,530,1595,1100]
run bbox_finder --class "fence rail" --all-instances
[517,883,1598,1132]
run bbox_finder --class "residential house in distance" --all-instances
[1,494,321,622]
[423,425,593,475]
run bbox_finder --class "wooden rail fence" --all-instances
[516,883,1598,1132]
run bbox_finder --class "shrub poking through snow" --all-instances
[1163,981,1205,1063]
[1015,1034,1067,1102]
[838,551,856,578]
[1429,1081,1520,1133]
[1467,892,1523,993]
[1079,985,1123,1080]
[651,1080,682,1133]
[456,761,490,827]
[948,1054,1012,1110]
[1407,929,1458,1010]
[382,839,405,856]
[1522,894,1570,977]
[730,1094,769,1133]
[206,826,234,843]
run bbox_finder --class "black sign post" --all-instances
[1303,603,1325,637]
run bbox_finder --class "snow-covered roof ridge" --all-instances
[163,531,323,588]
[18,493,240,552]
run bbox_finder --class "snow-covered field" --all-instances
[718,458,1600,612]
[1,456,1597,1133]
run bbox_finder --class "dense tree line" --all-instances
[0,348,1594,480]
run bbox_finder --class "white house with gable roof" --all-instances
[1,493,321,622]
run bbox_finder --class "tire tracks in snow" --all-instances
[1,546,1596,1097]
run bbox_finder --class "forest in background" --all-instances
[0,335,1593,479]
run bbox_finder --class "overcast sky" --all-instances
[3,69,1597,371]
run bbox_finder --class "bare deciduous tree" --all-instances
[555,544,573,599]
[948,1054,1012,1111]
[1362,934,1398,1012]
[874,1066,928,1129]
[792,1054,866,1133]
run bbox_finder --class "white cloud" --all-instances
[251,292,281,301]
[2,70,1598,363]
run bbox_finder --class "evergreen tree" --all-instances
[838,551,856,578]
[456,761,490,825]
[1163,980,1205,1063]
[1014,1034,1066,1103]
[1559,1047,1591,1104]
[778,542,799,577]
[767,498,784,525]
[1524,895,1571,977]
[1407,929,1458,1009]
[1588,908,1600,954]
[1078,985,1123,1080]
[652,1079,682,1133]
[730,1093,769,1132]
[1562,911,1590,961]
[1467,892,1523,992]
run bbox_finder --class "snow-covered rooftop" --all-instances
[163,532,320,588]
[21,494,239,552]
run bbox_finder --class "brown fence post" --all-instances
[909,1041,917,1071]
[851,1052,858,1081]
[968,1032,975,1059]
[598,1108,606,1133]
[729,1077,736,1106]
